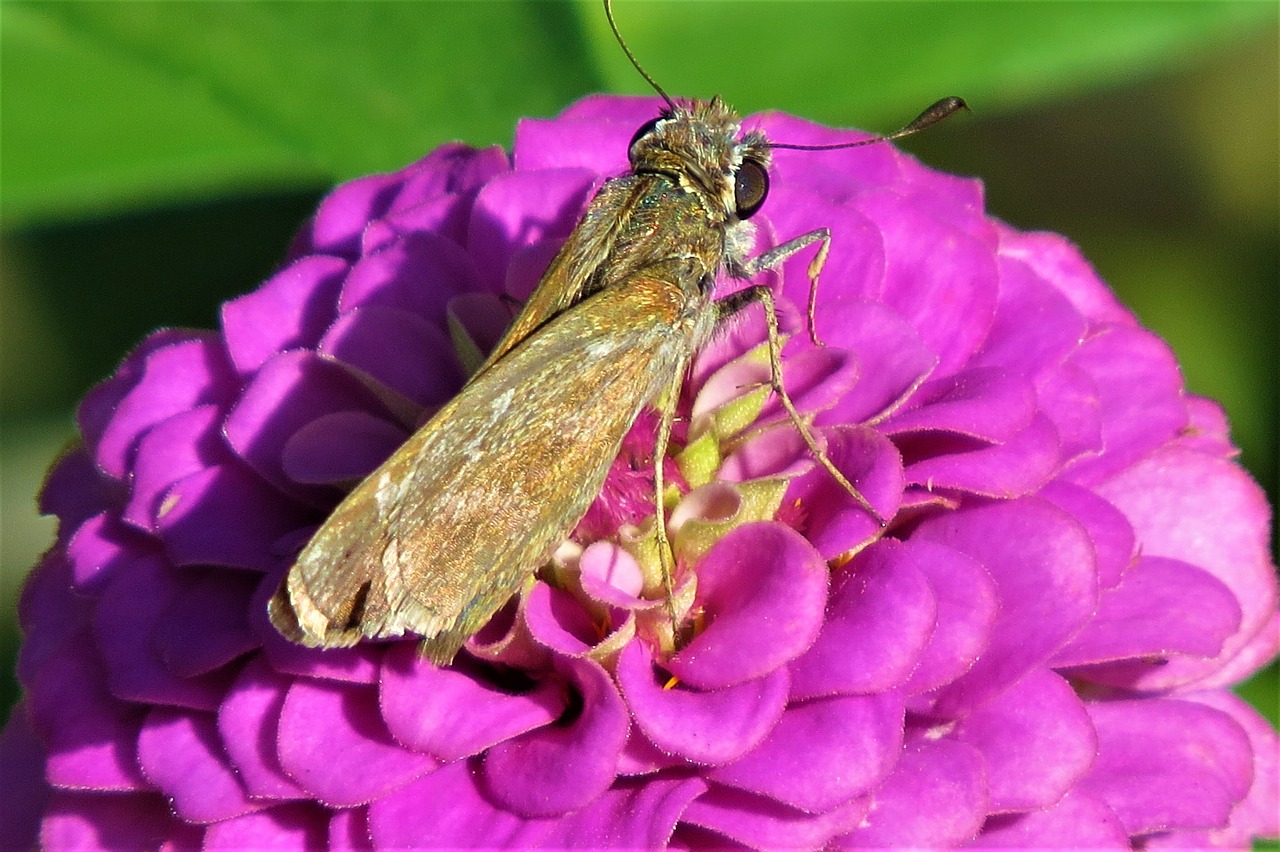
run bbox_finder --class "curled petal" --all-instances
[976,788,1128,849]
[380,643,562,762]
[138,707,261,823]
[838,737,988,848]
[668,523,829,689]
[202,802,329,850]
[1078,698,1253,836]
[616,639,788,766]
[483,657,628,817]
[915,498,1098,715]
[951,669,1096,812]
[710,691,905,812]
[681,784,870,849]
[277,679,436,806]
[222,255,347,376]
[790,539,936,700]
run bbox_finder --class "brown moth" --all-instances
[268,0,963,664]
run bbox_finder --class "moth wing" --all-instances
[269,273,692,663]
[476,178,647,371]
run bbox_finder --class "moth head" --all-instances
[628,97,773,224]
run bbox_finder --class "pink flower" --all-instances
[2,95,1276,849]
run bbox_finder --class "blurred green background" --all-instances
[2,0,1276,768]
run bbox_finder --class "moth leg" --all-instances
[716,284,887,527]
[739,228,830,347]
[651,356,686,640]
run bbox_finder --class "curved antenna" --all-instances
[769,97,969,151]
[604,0,677,112]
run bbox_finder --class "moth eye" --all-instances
[628,116,663,153]
[734,158,770,219]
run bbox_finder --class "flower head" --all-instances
[2,95,1277,849]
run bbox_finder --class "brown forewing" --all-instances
[268,269,704,663]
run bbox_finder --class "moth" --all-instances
[268,0,963,664]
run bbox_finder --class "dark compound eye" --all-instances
[734,157,769,219]
[628,116,664,152]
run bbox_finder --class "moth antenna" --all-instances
[769,96,969,151]
[604,0,677,112]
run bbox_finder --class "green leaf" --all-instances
[4,1,1274,225]
[2,1,601,224]
[581,1,1275,127]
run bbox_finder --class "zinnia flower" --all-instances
[2,94,1276,849]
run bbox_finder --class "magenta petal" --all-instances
[885,366,1037,443]
[1035,362,1104,464]
[223,350,399,501]
[277,679,435,806]
[340,231,483,327]
[1094,446,1277,689]
[66,511,150,590]
[1079,698,1253,835]
[915,498,1097,715]
[318,304,464,406]
[76,329,191,476]
[540,776,708,848]
[328,806,369,851]
[973,252,1087,371]
[39,447,115,533]
[94,334,237,479]
[370,761,552,847]
[281,410,406,486]
[784,426,904,558]
[137,707,260,823]
[0,703,52,850]
[302,170,405,258]
[667,523,829,689]
[616,729,686,776]
[42,793,202,850]
[977,788,1129,848]
[1039,480,1136,590]
[682,784,870,849]
[839,737,987,848]
[904,412,1063,499]
[466,168,597,289]
[710,691,904,811]
[616,640,788,765]
[522,581,604,656]
[202,802,329,849]
[217,656,307,800]
[814,299,936,426]
[756,346,860,421]
[953,669,1095,811]
[153,569,258,677]
[123,405,226,531]
[769,192,886,307]
[1055,555,1241,668]
[898,539,999,699]
[579,541,646,604]
[1065,324,1188,483]
[790,539,936,699]
[718,423,814,483]
[483,657,628,817]
[17,553,92,692]
[92,554,231,710]
[157,463,313,572]
[1184,691,1280,845]
[379,643,562,761]
[996,227,1131,325]
[221,254,347,376]
[858,189,999,374]
[27,633,148,791]
[517,95,656,171]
